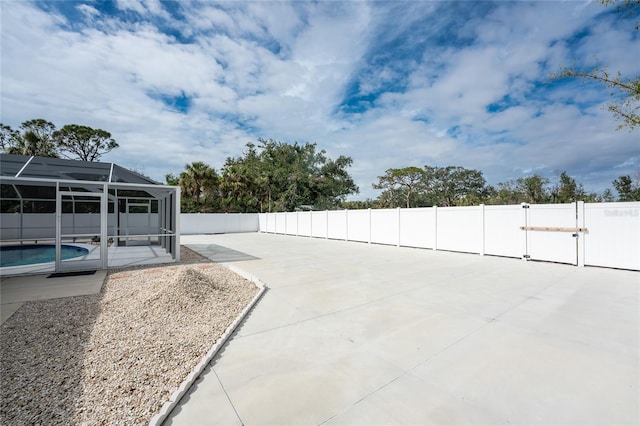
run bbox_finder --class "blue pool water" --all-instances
[0,245,89,267]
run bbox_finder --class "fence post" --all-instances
[326,210,329,239]
[433,206,438,251]
[397,207,401,247]
[296,211,299,236]
[576,201,585,267]
[480,204,485,256]
[521,203,529,261]
[368,208,372,244]
[345,209,348,241]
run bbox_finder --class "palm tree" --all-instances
[179,161,218,206]
[1,119,58,157]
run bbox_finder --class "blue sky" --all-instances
[1,0,638,199]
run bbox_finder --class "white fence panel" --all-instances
[526,203,577,265]
[274,212,287,234]
[298,212,312,236]
[187,213,225,234]
[22,213,56,239]
[0,214,20,239]
[285,212,298,235]
[484,205,525,258]
[311,211,327,238]
[370,209,398,246]
[122,213,160,235]
[328,210,347,240]
[583,202,640,270]
[238,213,259,232]
[0,213,56,240]
[437,206,482,254]
[266,213,276,233]
[347,209,370,242]
[400,207,434,249]
[258,213,267,232]
[179,214,197,234]
[62,212,99,235]
[181,213,259,234]
[224,214,242,233]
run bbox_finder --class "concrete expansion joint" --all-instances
[318,375,405,425]
[148,265,268,426]
[212,366,244,425]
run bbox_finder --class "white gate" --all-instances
[523,203,579,265]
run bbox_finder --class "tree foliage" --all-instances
[373,165,489,207]
[550,171,598,203]
[552,0,640,131]
[172,138,358,213]
[181,162,220,210]
[1,119,119,161]
[426,166,488,207]
[54,124,119,161]
[370,167,630,207]
[373,167,426,208]
[1,119,58,157]
[612,173,640,200]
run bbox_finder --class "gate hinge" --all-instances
[522,205,530,209]
[523,254,531,259]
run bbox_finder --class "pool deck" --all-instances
[0,244,174,276]
[0,270,107,324]
[166,232,639,425]
[0,245,173,323]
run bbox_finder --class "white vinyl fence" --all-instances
[7,205,635,270]
[257,202,640,271]
[180,213,259,235]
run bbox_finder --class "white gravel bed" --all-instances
[0,247,259,425]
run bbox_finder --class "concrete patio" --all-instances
[166,233,639,425]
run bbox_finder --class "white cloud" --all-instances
[115,0,147,15]
[77,4,100,20]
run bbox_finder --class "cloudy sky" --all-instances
[1,0,639,199]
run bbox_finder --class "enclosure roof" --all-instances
[0,154,159,185]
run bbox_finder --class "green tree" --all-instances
[425,166,488,207]
[553,0,640,131]
[220,143,267,212]
[373,167,426,208]
[612,174,640,200]
[0,124,20,152]
[54,124,118,161]
[486,181,522,205]
[220,139,358,212]
[599,188,617,202]
[516,174,551,204]
[180,161,219,211]
[340,199,379,210]
[165,173,180,186]
[1,119,59,157]
[551,171,587,203]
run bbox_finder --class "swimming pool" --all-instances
[0,245,90,268]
